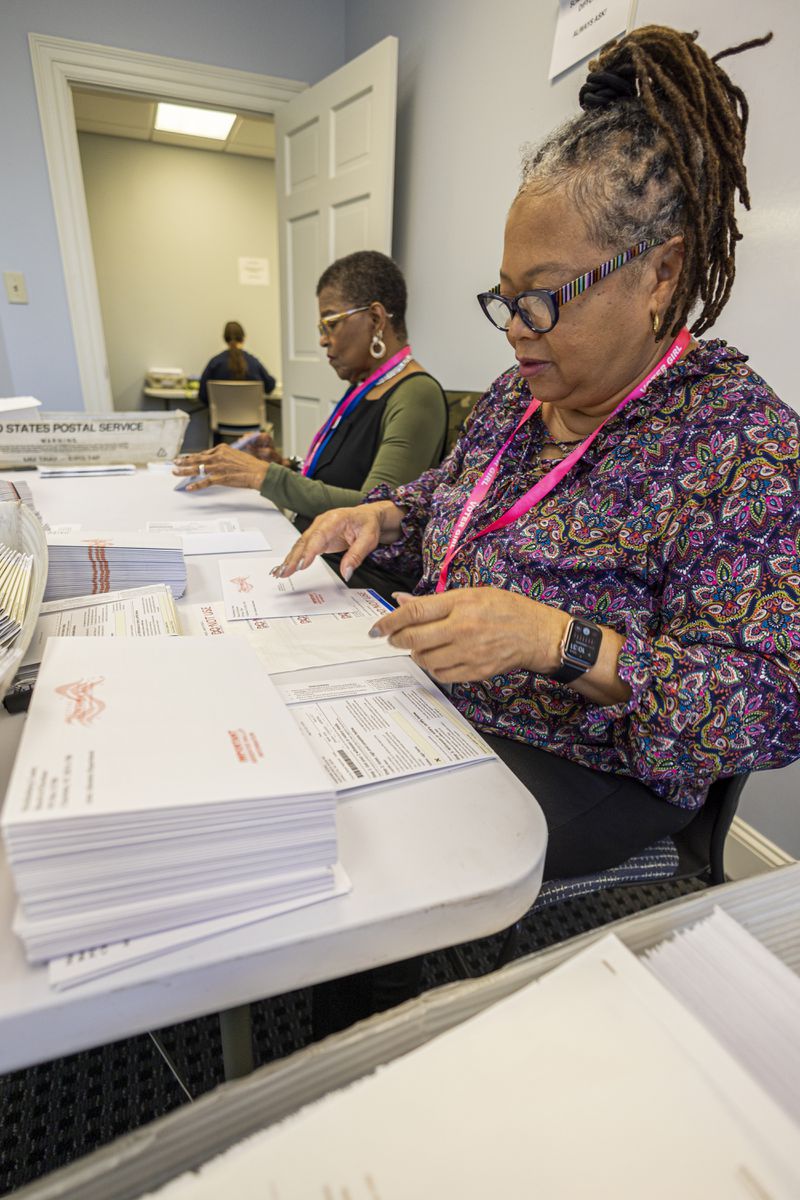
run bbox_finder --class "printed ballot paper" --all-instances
[145,519,269,556]
[1,636,338,960]
[181,590,409,674]
[12,584,180,693]
[220,556,355,620]
[279,671,493,789]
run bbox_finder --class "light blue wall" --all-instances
[0,0,346,409]
[0,321,12,397]
[345,0,800,407]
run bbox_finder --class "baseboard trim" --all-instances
[725,816,796,880]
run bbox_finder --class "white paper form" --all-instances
[280,673,493,789]
[180,592,409,674]
[146,934,800,1200]
[145,519,270,556]
[48,864,351,990]
[146,519,241,533]
[183,532,270,556]
[37,464,136,477]
[20,585,180,668]
[0,396,40,413]
[279,671,417,704]
[219,555,356,620]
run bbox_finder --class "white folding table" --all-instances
[0,469,547,1076]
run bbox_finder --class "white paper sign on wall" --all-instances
[549,0,631,81]
[238,257,270,286]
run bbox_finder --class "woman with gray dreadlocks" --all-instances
[281,26,799,899]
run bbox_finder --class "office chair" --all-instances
[206,380,269,447]
[458,773,750,976]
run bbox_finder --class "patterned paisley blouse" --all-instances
[367,339,800,810]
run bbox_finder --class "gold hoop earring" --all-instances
[652,312,661,335]
[370,330,386,359]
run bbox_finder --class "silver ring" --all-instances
[198,463,206,477]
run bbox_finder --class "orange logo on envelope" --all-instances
[230,575,253,593]
[55,678,106,726]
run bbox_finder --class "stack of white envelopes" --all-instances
[44,531,187,601]
[1,635,338,962]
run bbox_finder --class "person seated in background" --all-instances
[277,26,799,1034]
[173,252,448,595]
[196,320,276,407]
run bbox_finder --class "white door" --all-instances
[275,37,398,457]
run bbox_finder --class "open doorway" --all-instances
[73,87,281,449]
[31,34,398,456]
[29,34,305,414]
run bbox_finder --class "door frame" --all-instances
[30,33,306,412]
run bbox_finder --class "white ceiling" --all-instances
[72,87,276,159]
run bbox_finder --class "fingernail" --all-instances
[297,558,305,571]
[368,624,384,639]
[342,565,353,582]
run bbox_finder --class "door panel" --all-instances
[276,38,398,457]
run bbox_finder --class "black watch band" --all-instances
[551,617,603,683]
[550,660,585,684]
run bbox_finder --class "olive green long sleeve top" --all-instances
[259,373,447,520]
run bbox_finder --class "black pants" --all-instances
[312,740,695,1039]
[483,735,695,880]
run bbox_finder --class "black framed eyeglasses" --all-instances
[477,239,662,334]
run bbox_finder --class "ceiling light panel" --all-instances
[155,103,236,140]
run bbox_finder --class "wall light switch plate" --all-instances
[4,272,29,304]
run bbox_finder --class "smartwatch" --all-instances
[551,617,603,683]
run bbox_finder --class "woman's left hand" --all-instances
[173,444,269,491]
[370,588,568,683]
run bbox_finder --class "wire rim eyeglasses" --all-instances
[476,239,663,335]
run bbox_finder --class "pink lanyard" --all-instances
[434,328,691,593]
[301,346,411,477]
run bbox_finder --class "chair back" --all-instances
[443,390,481,457]
[672,773,749,884]
[476,772,750,974]
[207,380,267,442]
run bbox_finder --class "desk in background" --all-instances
[0,469,547,1075]
[142,386,199,405]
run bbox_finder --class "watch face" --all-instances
[565,620,602,667]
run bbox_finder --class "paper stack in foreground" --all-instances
[44,532,186,601]
[1,636,338,961]
[146,929,800,1200]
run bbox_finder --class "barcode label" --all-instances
[337,748,363,778]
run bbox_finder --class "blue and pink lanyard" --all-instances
[302,347,412,478]
[434,328,691,593]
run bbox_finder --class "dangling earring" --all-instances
[652,312,661,335]
[370,330,386,359]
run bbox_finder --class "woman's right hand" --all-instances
[274,501,404,582]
